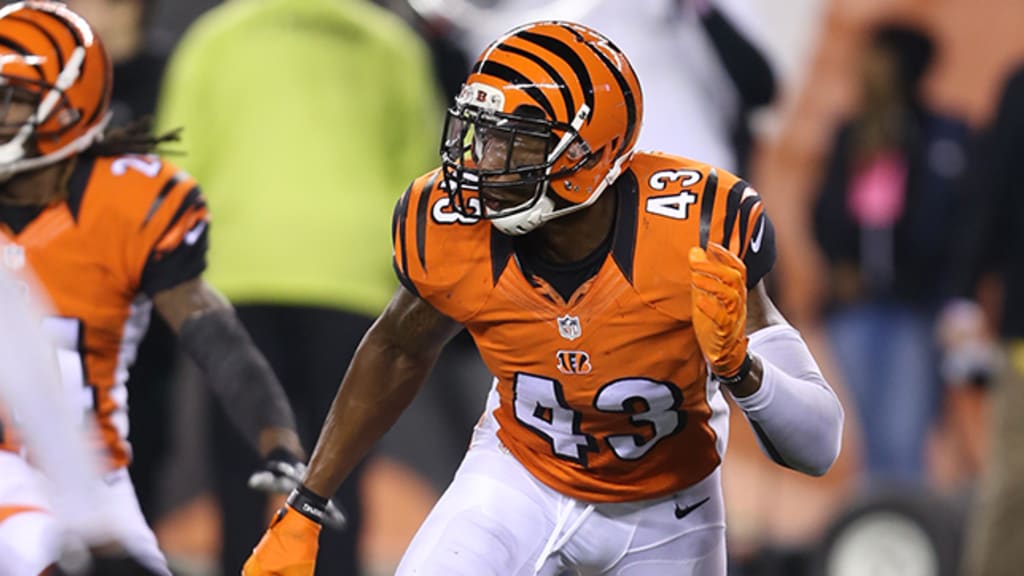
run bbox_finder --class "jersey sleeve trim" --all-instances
[150,185,206,252]
[140,185,209,296]
[393,259,420,297]
[698,168,719,249]
[744,214,775,288]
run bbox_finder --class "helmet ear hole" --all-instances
[57,108,80,127]
[584,147,605,169]
[566,141,589,162]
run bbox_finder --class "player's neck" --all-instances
[0,159,73,206]
[530,185,618,264]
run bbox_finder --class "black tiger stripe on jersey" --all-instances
[736,194,760,255]
[65,155,95,221]
[517,30,595,115]
[392,185,412,282]
[415,173,437,271]
[698,168,719,249]
[479,60,557,121]
[720,180,748,250]
[497,43,575,120]
[150,184,205,246]
[141,172,183,227]
[612,169,639,285]
[391,184,408,262]
[491,228,514,285]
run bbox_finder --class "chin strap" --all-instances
[0,112,110,182]
[490,194,555,235]
[489,150,632,236]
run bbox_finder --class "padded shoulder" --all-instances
[76,155,199,232]
[391,170,505,322]
[617,152,776,318]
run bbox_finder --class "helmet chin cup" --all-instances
[491,194,555,235]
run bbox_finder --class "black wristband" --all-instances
[714,353,753,386]
[287,484,329,525]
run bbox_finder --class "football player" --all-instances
[0,3,307,574]
[245,20,844,576]
[0,267,165,575]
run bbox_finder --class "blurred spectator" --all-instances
[423,0,776,176]
[63,0,173,523]
[949,61,1024,576]
[580,0,776,176]
[368,0,495,500]
[155,0,443,573]
[375,0,471,103]
[812,23,969,484]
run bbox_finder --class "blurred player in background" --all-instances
[245,20,844,575]
[0,2,308,573]
[62,0,178,520]
[0,267,161,575]
[156,0,444,572]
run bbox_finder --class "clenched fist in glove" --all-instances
[689,243,752,383]
[243,487,325,576]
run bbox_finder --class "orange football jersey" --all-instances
[0,154,209,468]
[393,151,775,502]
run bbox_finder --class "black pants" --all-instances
[126,312,175,521]
[210,304,372,576]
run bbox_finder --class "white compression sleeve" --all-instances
[731,324,844,476]
[0,269,114,543]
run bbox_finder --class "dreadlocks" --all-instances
[84,116,182,157]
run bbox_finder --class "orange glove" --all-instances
[689,242,750,379]
[242,503,321,576]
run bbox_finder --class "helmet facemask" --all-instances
[0,79,77,162]
[0,3,114,182]
[440,88,594,235]
[440,21,644,235]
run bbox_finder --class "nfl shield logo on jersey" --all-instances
[2,244,24,270]
[557,315,582,340]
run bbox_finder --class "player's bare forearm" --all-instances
[303,286,461,498]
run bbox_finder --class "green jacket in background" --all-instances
[156,0,443,316]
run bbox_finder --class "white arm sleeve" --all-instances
[730,323,844,476]
[0,269,114,543]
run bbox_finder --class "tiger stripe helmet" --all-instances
[0,1,111,179]
[440,20,643,235]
